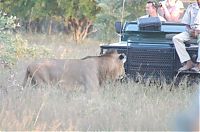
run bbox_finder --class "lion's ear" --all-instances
[119,53,126,63]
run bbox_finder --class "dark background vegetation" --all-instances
[0,0,147,42]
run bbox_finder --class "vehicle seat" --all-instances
[165,34,198,46]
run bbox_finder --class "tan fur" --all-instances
[22,50,126,91]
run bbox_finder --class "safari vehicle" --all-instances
[100,17,199,81]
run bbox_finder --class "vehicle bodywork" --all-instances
[100,20,198,80]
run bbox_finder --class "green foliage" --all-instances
[94,0,126,42]
[26,45,52,58]
[0,0,100,40]
[0,12,17,31]
[57,0,99,19]
[0,12,52,66]
[94,0,146,42]
[0,33,16,65]
[58,0,100,42]
[0,33,52,66]
[0,11,19,65]
[0,0,47,20]
[14,34,52,59]
[125,0,147,21]
[0,0,147,42]
[0,0,99,25]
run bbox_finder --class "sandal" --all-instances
[178,60,194,71]
[191,66,200,73]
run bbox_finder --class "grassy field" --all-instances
[0,34,199,131]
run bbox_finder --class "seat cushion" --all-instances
[165,34,197,45]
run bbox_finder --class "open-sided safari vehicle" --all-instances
[100,17,199,81]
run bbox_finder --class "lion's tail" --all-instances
[22,68,30,88]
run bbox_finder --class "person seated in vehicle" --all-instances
[192,10,200,71]
[139,0,166,22]
[172,0,200,72]
[158,0,184,22]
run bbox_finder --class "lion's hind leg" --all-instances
[22,69,30,88]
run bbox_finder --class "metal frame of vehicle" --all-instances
[100,20,199,81]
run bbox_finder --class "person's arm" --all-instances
[160,4,171,21]
[181,5,191,25]
[186,25,196,38]
[194,27,200,38]
[170,8,181,22]
[197,34,200,43]
[194,11,200,36]
[185,25,191,31]
[195,30,200,38]
[161,4,180,22]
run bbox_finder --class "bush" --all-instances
[0,11,52,66]
[0,33,16,65]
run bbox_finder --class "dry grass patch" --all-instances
[0,34,198,131]
[0,69,198,131]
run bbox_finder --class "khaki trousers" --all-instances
[173,32,200,63]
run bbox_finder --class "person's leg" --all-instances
[191,34,200,72]
[173,32,191,63]
[172,31,194,71]
[197,34,200,62]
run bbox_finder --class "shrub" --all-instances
[0,11,52,66]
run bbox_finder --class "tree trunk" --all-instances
[28,8,33,33]
[48,19,52,35]
[68,16,93,43]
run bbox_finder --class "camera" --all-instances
[159,3,162,7]
[159,1,166,8]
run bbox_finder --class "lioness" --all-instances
[22,50,126,91]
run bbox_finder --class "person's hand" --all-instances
[159,1,166,8]
[194,30,200,37]
[188,29,197,38]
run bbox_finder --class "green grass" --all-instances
[0,34,198,131]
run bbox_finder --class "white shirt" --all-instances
[194,10,200,30]
[181,2,199,29]
[139,15,166,22]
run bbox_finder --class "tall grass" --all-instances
[0,34,198,131]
